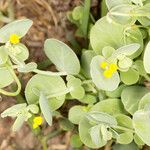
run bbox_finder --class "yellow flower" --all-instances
[109,64,118,72]
[100,61,108,69]
[103,69,113,78]
[33,116,43,129]
[9,34,20,44]
[100,61,118,78]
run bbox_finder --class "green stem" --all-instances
[33,69,67,76]
[0,66,21,96]
[82,80,93,85]
[40,137,48,150]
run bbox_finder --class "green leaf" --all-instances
[106,0,131,10]
[90,55,120,91]
[0,68,14,88]
[107,4,136,25]
[8,43,29,62]
[116,132,133,144]
[1,103,27,118]
[115,114,133,130]
[138,92,150,110]
[68,105,86,124]
[134,133,144,146]
[70,134,83,148]
[121,86,149,114]
[81,50,96,78]
[134,60,147,76]
[80,0,91,37]
[113,142,139,150]
[66,75,85,99]
[90,17,143,58]
[79,94,97,104]
[72,6,83,20]
[12,114,27,131]
[17,62,37,73]
[87,111,117,126]
[27,104,39,114]
[114,43,140,57]
[0,19,33,43]
[0,46,8,65]
[44,39,80,75]
[118,57,133,71]
[120,68,139,85]
[89,124,106,146]
[79,117,106,148]
[25,74,66,111]
[144,41,150,73]
[106,84,126,98]
[39,92,52,125]
[133,110,150,146]
[59,118,74,131]
[90,98,126,115]
[102,46,115,58]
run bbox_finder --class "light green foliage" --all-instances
[1,0,150,149]
[25,74,66,111]
[1,103,39,131]
[144,41,150,73]
[133,109,150,146]
[66,75,85,99]
[68,105,86,124]
[70,134,83,148]
[39,92,52,125]
[44,39,80,75]
[121,86,149,114]
[0,19,33,43]
[90,17,143,58]
[90,98,126,115]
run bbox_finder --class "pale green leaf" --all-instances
[120,68,139,85]
[0,68,14,88]
[86,111,117,126]
[0,19,33,43]
[133,110,150,146]
[121,86,149,114]
[39,92,52,125]
[44,39,80,75]
[25,74,66,111]
[68,105,86,124]
[144,41,150,73]
[90,17,143,58]
[138,92,150,110]
[90,98,127,115]
[79,117,106,148]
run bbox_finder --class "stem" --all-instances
[40,137,48,150]
[0,66,21,96]
[46,88,72,99]
[104,140,113,150]
[33,69,67,76]
[82,80,93,85]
